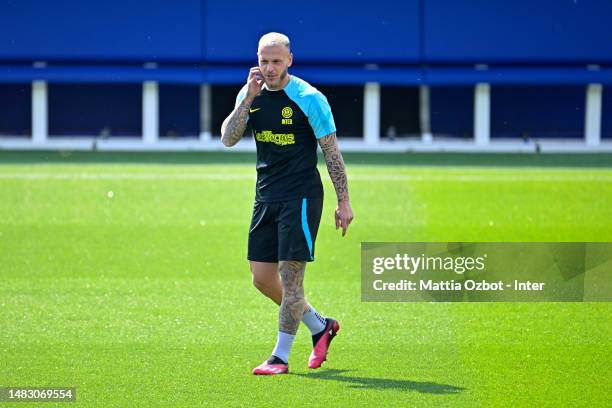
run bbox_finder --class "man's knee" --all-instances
[252,274,268,291]
[250,262,278,291]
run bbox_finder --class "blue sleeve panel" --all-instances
[285,76,336,139]
[234,84,249,122]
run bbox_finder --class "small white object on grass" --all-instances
[107,191,114,198]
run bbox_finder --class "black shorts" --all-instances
[248,197,323,262]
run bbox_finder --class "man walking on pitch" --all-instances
[221,32,353,375]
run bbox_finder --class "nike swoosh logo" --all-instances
[249,108,261,113]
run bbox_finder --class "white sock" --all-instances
[271,331,295,364]
[301,304,326,335]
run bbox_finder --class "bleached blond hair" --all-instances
[258,32,291,52]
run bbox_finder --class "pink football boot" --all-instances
[308,318,340,369]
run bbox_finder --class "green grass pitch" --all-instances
[1,151,611,407]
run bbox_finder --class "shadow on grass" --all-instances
[294,369,465,394]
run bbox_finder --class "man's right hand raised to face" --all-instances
[247,67,264,101]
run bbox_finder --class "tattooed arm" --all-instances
[221,98,252,147]
[221,66,264,147]
[318,132,354,236]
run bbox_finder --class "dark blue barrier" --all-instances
[48,84,142,136]
[159,85,200,137]
[0,83,30,135]
[491,86,584,138]
[430,87,473,137]
[602,86,612,139]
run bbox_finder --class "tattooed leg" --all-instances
[278,260,307,335]
[250,261,314,315]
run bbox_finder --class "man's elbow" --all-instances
[220,124,232,147]
[222,132,242,147]
[220,133,228,146]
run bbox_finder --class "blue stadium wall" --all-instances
[1,0,612,138]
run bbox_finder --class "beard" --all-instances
[266,66,289,89]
